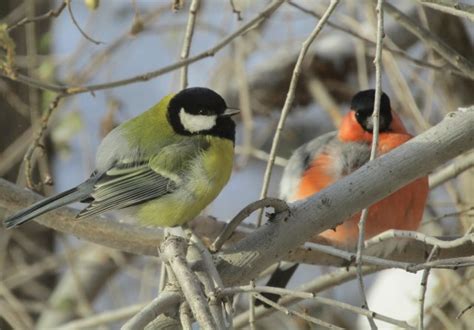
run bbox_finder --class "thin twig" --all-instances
[429,152,474,189]
[1,0,285,95]
[355,2,384,329]
[8,1,67,31]
[253,293,343,329]
[249,280,256,330]
[0,283,34,329]
[418,245,439,330]
[456,304,474,319]
[364,230,474,250]
[229,0,243,20]
[179,0,200,89]
[65,0,103,45]
[234,145,288,167]
[306,77,342,127]
[121,291,181,330]
[229,266,382,328]
[223,285,415,329]
[286,0,468,79]
[418,0,474,22]
[24,0,53,191]
[256,0,340,226]
[235,38,254,167]
[56,303,145,329]
[23,94,63,189]
[384,1,474,78]
[211,198,288,252]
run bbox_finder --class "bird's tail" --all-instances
[256,263,299,307]
[4,185,91,229]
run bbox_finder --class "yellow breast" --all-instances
[135,137,234,227]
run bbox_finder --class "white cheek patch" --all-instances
[179,109,217,133]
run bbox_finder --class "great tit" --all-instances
[4,87,239,228]
[259,90,428,305]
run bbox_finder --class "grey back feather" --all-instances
[279,131,371,200]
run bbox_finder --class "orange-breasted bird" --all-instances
[259,89,429,305]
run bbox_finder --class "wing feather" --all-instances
[78,163,177,218]
[79,137,209,219]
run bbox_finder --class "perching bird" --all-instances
[4,87,239,229]
[259,89,429,305]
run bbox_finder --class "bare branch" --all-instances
[56,304,145,329]
[1,0,285,95]
[7,1,67,31]
[418,245,439,330]
[418,0,474,22]
[160,236,216,329]
[257,0,340,225]
[223,285,415,329]
[229,0,243,21]
[179,0,201,89]
[216,107,474,286]
[121,292,181,330]
[23,94,63,189]
[1,109,473,277]
[211,198,288,252]
[429,151,474,188]
[65,0,103,45]
[253,293,343,329]
[384,2,474,78]
[233,266,381,328]
[355,1,384,327]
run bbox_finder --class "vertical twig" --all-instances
[179,302,193,330]
[23,0,53,190]
[65,0,102,45]
[23,94,62,189]
[229,0,243,20]
[235,38,254,167]
[418,245,439,330]
[249,280,256,330]
[355,0,384,329]
[161,236,217,329]
[179,0,200,89]
[256,0,340,226]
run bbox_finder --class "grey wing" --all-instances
[77,163,178,218]
[279,131,337,200]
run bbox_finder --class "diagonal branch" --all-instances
[0,108,473,281]
[384,2,474,78]
[215,107,474,285]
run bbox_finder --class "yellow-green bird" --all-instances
[4,87,239,228]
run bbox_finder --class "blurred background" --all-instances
[0,0,473,328]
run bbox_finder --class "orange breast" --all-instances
[293,153,334,201]
[293,132,429,246]
[320,176,428,245]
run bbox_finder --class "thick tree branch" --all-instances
[0,108,473,278]
[215,107,474,285]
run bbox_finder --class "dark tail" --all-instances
[256,263,299,307]
[4,185,91,229]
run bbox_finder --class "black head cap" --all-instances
[169,87,227,116]
[167,87,236,141]
[351,89,392,132]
